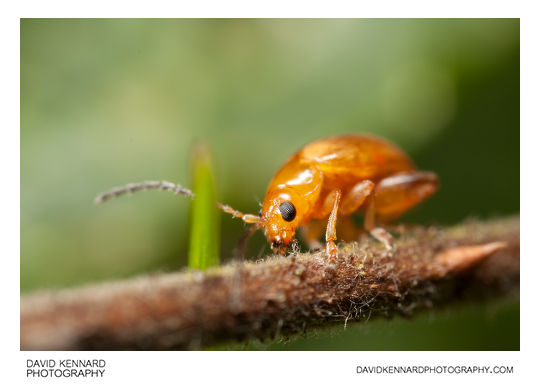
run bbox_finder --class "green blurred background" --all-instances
[21,19,519,349]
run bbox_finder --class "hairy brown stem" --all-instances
[21,216,519,350]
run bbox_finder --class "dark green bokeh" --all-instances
[21,19,519,350]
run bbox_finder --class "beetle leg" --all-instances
[300,216,358,251]
[363,171,438,253]
[374,171,439,222]
[336,179,392,250]
[364,195,395,252]
[325,189,342,263]
[339,180,375,215]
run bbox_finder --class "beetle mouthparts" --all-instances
[271,241,288,255]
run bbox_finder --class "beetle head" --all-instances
[260,191,300,255]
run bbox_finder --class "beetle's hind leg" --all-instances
[374,171,439,222]
[364,171,439,253]
[364,195,395,252]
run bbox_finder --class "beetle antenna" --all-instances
[94,180,194,204]
[216,202,261,224]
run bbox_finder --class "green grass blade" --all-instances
[188,143,220,270]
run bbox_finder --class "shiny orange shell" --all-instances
[259,134,417,248]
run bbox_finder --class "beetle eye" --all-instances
[279,201,296,222]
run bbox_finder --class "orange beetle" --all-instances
[95,134,438,261]
[218,134,438,260]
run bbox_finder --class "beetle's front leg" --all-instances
[325,189,342,263]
